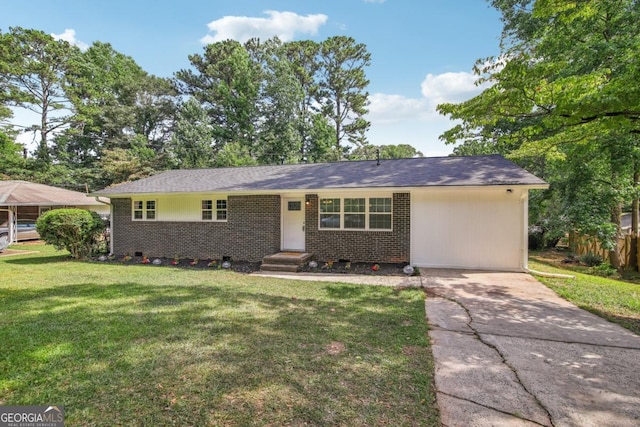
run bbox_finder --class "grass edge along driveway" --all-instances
[0,244,439,426]
[529,258,640,335]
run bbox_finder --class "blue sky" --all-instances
[2,0,503,156]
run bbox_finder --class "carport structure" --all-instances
[0,180,109,248]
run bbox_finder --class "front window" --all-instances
[202,199,227,221]
[132,199,156,221]
[344,198,365,229]
[319,196,392,230]
[146,201,156,220]
[202,200,213,220]
[369,198,392,229]
[319,198,341,229]
[216,199,227,221]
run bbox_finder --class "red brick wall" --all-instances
[111,195,281,261]
[304,193,410,263]
[111,192,411,263]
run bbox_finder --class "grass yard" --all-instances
[529,256,640,335]
[0,244,438,426]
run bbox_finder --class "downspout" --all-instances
[525,268,575,279]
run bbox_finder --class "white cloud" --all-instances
[367,94,430,124]
[201,10,328,44]
[368,70,489,126]
[365,70,493,155]
[420,71,491,105]
[51,28,89,51]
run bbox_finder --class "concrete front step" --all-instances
[260,263,301,273]
[260,252,313,272]
[262,252,313,265]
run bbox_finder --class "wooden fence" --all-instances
[568,232,640,269]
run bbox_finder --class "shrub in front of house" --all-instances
[36,208,106,260]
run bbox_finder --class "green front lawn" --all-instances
[0,244,438,426]
[529,257,640,335]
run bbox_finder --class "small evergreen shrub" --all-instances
[36,208,106,259]
[591,263,617,277]
[580,253,603,267]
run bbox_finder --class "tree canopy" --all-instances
[0,29,405,191]
[438,0,640,264]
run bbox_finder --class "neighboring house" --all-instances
[0,180,110,247]
[91,155,548,271]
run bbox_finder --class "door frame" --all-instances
[281,197,306,251]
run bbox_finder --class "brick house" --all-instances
[92,155,547,271]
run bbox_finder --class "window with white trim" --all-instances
[202,199,227,221]
[319,196,392,230]
[368,197,392,229]
[202,200,213,220]
[216,199,227,220]
[132,199,156,221]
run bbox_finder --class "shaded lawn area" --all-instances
[529,258,640,335]
[0,244,438,426]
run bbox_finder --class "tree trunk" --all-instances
[631,168,639,270]
[609,203,622,269]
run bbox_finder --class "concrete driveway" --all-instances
[424,270,640,427]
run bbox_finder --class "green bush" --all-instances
[36,209,106,259]
[590,262,617,277]
[580,253,603,267]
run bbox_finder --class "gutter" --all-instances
[94,196,110,205]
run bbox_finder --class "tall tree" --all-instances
[131,74,177,156]
[169,97,215,168]
[0,131,26,177]
[438,0,640,265]
[317,36,371,160]
[350,144,424,160]
[60,42,175,187]
[256,38,305,164]
[284,40,322,160]
[175,39,262,156]
[0,27,77,163]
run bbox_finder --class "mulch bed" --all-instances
[93,255,416,276]
[298,261,414,276]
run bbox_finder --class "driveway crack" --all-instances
[427,288,556,427]
[438,391,551,427]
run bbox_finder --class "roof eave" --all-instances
[91,182,549,198]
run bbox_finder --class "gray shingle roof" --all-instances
[92,155,547,196]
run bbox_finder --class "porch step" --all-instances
[259,263,301,273]
[261,252,313,272]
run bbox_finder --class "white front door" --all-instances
[282,198,305,251]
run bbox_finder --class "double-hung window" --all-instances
[368,198,392,229]
[319,198,341,229]
[319,196,392,230]
[132,200,156,221]
[344,198,366,229]
[202,199,227,221]
[216,199,227,220]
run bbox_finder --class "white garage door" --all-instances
[411,189,526,271]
